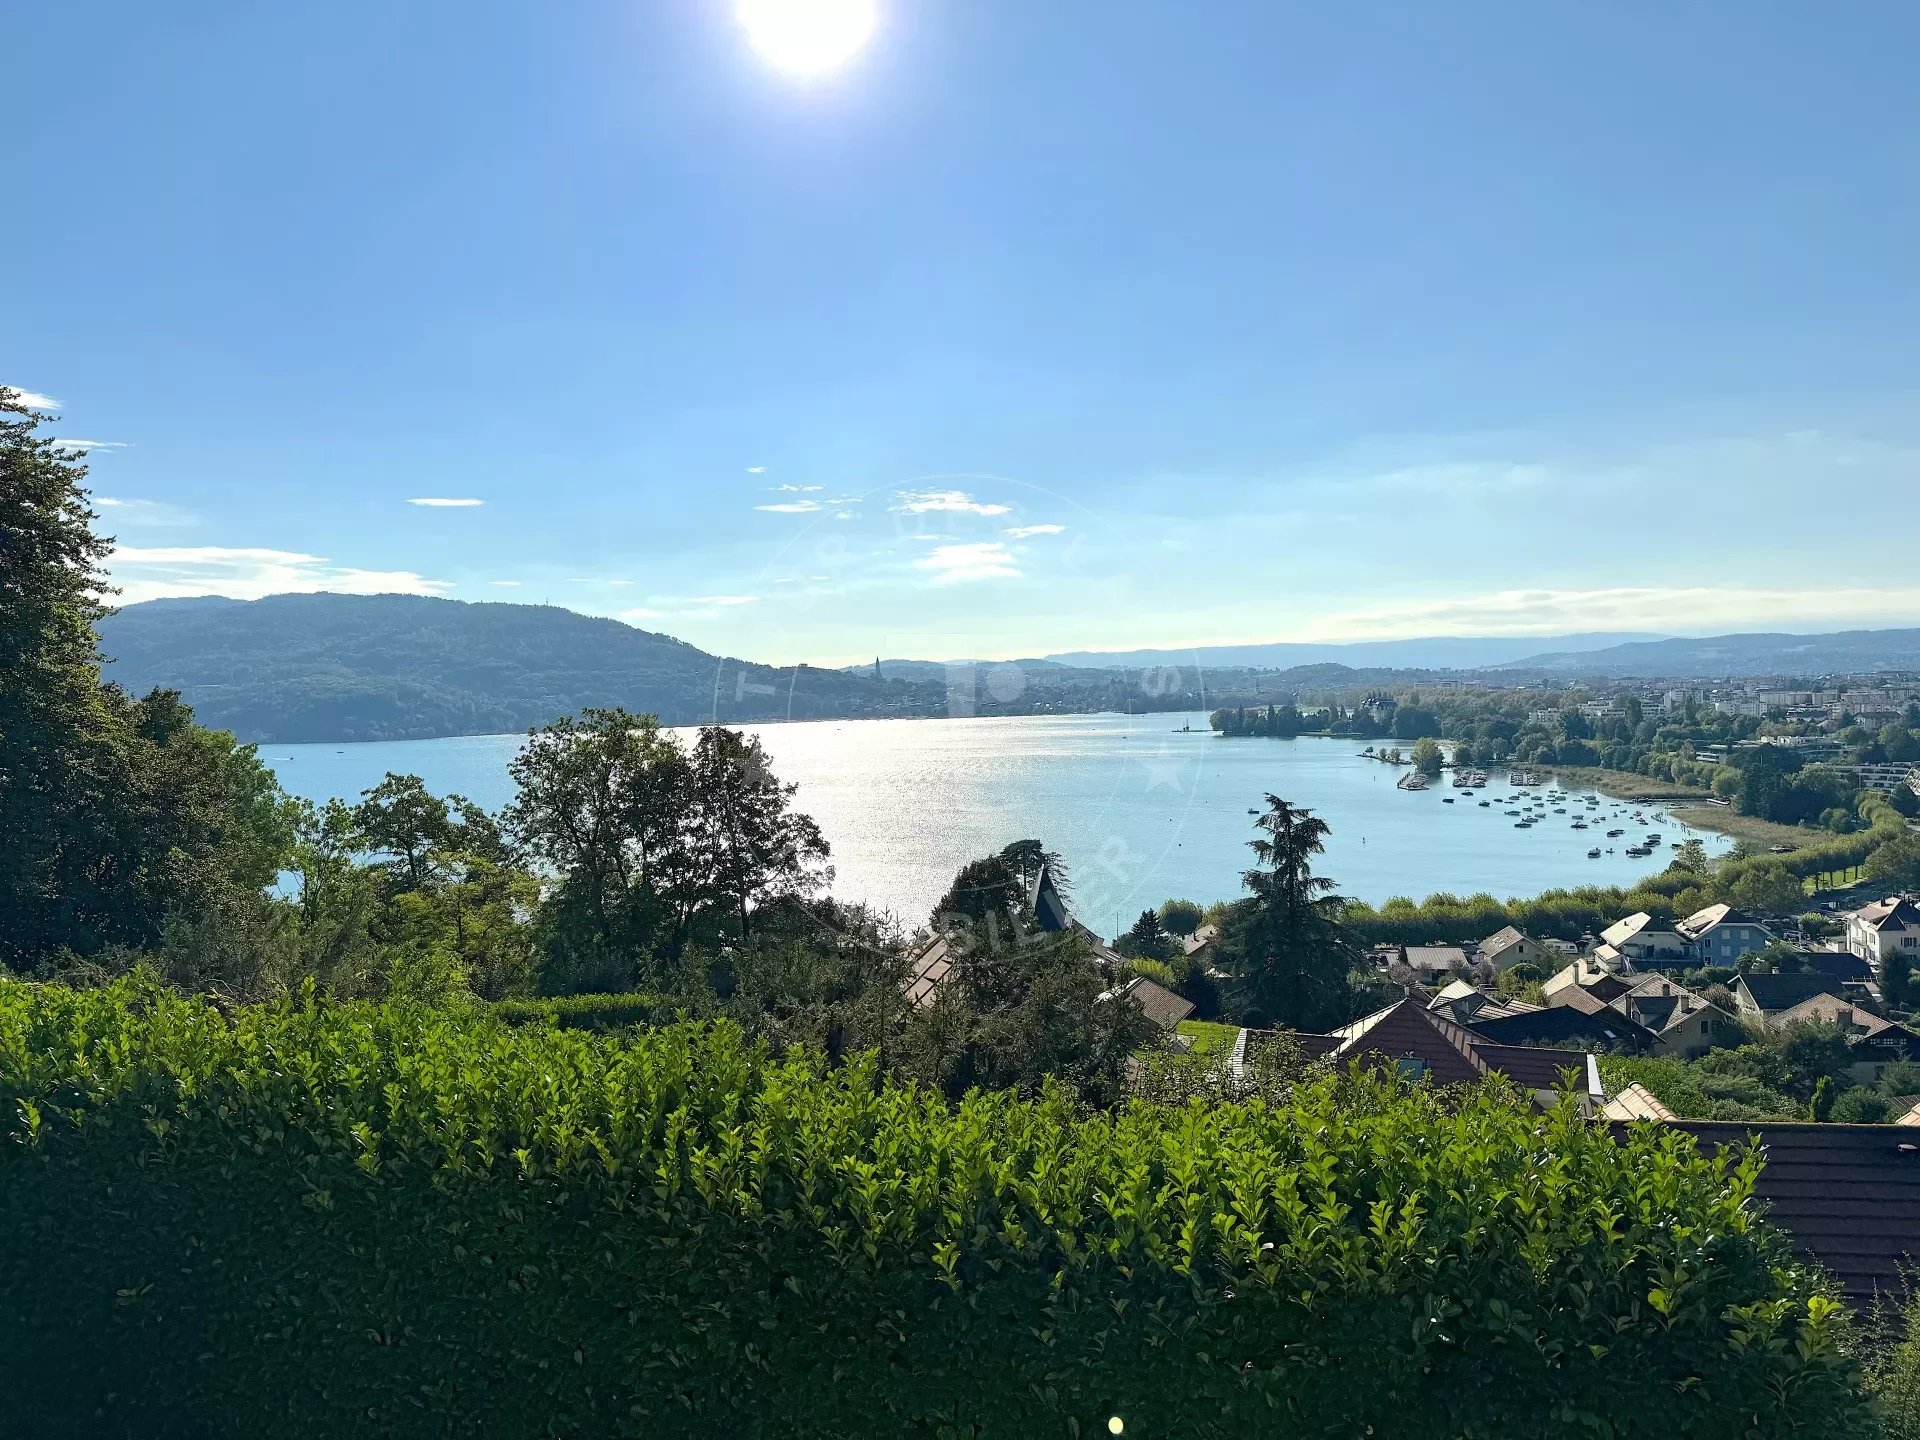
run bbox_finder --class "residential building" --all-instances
[1031,863,1125,967]
[1767,993,1920,1084]
[1288,998,1599,1110]
[1543,957,1635,1009]
[1732,971,1843,1021]
[1675,903,1774,964]
[1600,1082,1676,1122]
[1377,944,1470,981]
[1477,925,1555,974]
[1594,912,1689,970]
[1464,1002,1655,1052]
[1097,975,1196,1032]
[1844,897,1920,974]
[1182,924,1220,972]
[1609,977,1740,1059]
[1798,948,1874,992]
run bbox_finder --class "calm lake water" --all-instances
[263,712,1730,933]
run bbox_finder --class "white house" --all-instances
[1594,912,1689,970]
[1845,897,1920,976]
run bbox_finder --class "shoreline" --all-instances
[1544,765,1818,852]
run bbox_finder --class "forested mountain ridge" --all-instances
[97,593,944,743]
[1501,628,1920,676]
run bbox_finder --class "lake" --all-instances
[262,712,1730,933]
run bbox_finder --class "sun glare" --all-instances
[734,0,878,76]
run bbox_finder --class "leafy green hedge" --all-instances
[0,979,1872,1438]
[490,989,664,1030]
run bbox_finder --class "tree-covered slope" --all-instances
[97,593,941,743]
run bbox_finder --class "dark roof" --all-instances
[1031,864,1073,933]
[1853,897,1920,933]
[1738,972,1844,1014]
[1649,1122,1920,1307]
[1467,1005,1654,1052]
[1800,949,1873,982]
[1473,1045,1589,1090]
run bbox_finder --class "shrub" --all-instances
[489,989,664,1030]
[0,979,1872,1439]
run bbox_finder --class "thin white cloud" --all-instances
[109,545,450,604]
[770,483,822,492]
[892,489,1011,517]
[407,497,484,508]
[756,500,823,513]
[5,387,60,409]
[51,438,128,453]
[1004,523,1066,539]
[1312,584,1920,641]
[489,580,523,588]
[834,511,855,520]
[914,542,1022,585]
[91,497,195,529]
[745,466,766,474]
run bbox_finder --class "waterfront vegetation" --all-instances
[5,389,1918,1434]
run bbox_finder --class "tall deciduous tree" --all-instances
[686,725,830,942]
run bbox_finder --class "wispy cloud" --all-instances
[1313,585,1920,641]
[915,542,1022,585]
[834,511,855,520]
[489,580,522,588]
[1004,523,1065,539]
[5,387,60,410]
[770,483,822,492]
[756,499,823,513]
[51,438,128,454]
[893,489,1010,517]
[407,497,484,508]
[92,497,195,529]
[108,545,450,604]
[745,466,766,474]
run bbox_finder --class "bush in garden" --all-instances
[0,978,1875,1439]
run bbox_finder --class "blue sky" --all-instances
[8,1,1919,664]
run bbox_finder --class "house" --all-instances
[1543,957,1635,1009]
[1767,993,1920,1084]
[1640,1121,1920,1308]
[1897,1098,1920,1127]
[1182,924,1220,971]
[1289,997,1599,1109]
[1097,975,1196,1032]
[1732,971,1844,1021]
[1594,912,1690,970]
[1798,948,1874,991]
[1424,979,1544,1028]
[1844,897,1920,976]
[1608,977,1740,1059]
[1464,1002,1655,1053]
[1477,925,1554,974]
[1383,944,1470,981]
[1674,903,1774,966]
[1031,863,1126,967]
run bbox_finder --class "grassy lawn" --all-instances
[1176,1019,1241,1057]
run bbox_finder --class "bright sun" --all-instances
[734,0,878,76]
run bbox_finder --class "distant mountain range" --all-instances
[97,594,1920,744]
[97,594,945,744]
[1496,628,1920,677]
[1041,633,1666,671]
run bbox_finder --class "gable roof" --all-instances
[1399,945,1469,975]
[1600,1082,1676,1121]
[1466,1003,1655,1052]
[1768,992,1892,1035]
[1600,912,1661,947]
[1851,896,1920,932]
[1737,971,1843,1015]
[1544,958,1634,1005]
[1098,975,1196,1030]
[1183,924,1218,956]
[1676,902,1768,939]
[1307,998,1595,1096]
[1799,948,1873,983]
[1612,976,1734,1037]
[1479,925,1531,956]
[1031,863,1074,933]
